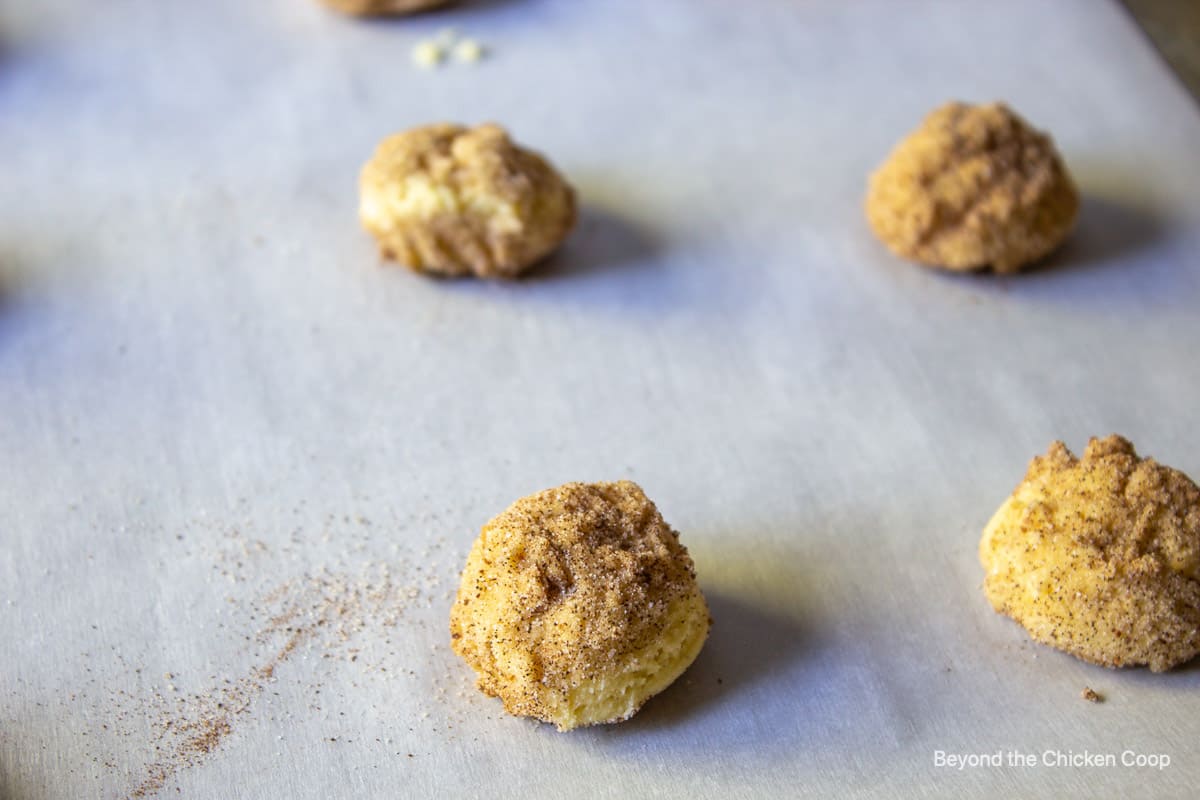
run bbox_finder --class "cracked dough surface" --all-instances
[360,123,576,278]
[866,101,1078,273]
[449,481,710,731]
[321,0,451,16]
[981,435,1200,672]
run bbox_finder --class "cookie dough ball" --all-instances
[866,102,1079,273]
[981,436,1200,672]
[359,123,576,278]
[321,0,451,16]
[450,481,711,731]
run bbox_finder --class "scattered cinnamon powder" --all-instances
[128,631,302,798]
[69,505,462,798]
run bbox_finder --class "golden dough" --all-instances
[981,435,1200,672]
[359,123,576,278]
[321,0,451,16]
[866,102,1078,273]
[450,481,711,731]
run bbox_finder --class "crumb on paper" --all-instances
[1081,687,1103,703]
[454,39,484,64]
[411,40,444,69]
[412,29,487,70]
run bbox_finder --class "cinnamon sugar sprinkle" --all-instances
[69,504,461,798]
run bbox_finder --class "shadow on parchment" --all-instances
[0,260,16,343]
[928,192,1168,283]
[1116,650,1200,688]
[1033,193,1168,276]
[575,539,873,760]
[997,190,1190,309]
[995,151,1186,303]
[927,189,1186,310]
[529,205,661,284]
[0,252,29,353]
[434,204,694,317]
[600,589,814,734]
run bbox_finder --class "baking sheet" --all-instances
[3,0,1200,797]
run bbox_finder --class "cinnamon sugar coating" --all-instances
[981,436,1200,671]
[360,123,576,278]
[450,481,710,730]
[866,102,1078,273]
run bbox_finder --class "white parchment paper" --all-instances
[2,0,1199,797]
